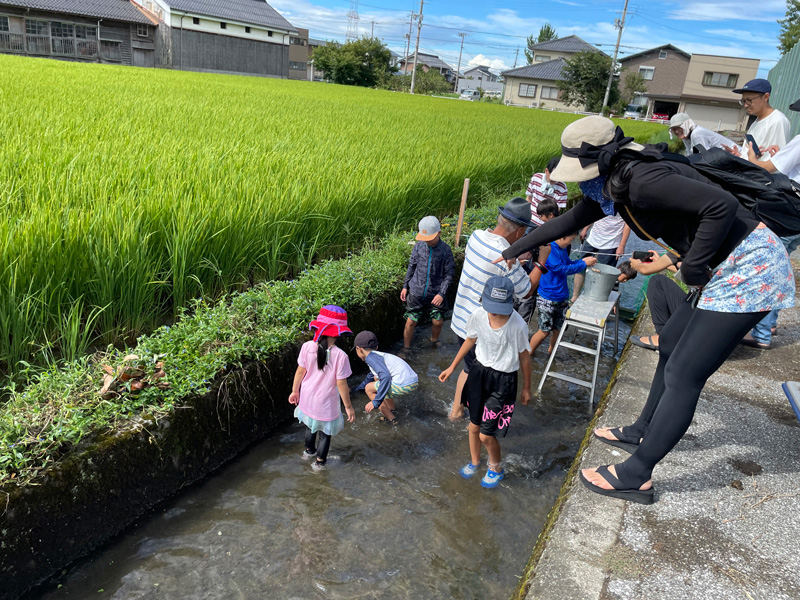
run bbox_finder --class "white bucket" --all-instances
[583,263,620,302]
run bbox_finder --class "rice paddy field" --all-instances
[0,53,665,379]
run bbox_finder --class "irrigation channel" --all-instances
[27,243,657,600]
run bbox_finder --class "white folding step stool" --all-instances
[537,290,620,405]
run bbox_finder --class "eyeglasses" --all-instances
[739,94,764,106]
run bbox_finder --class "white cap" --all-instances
[669,112,691,128]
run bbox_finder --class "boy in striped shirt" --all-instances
[525,157,569,227]
[448,197,535,420]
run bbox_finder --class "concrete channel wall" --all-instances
[0,278,437,600]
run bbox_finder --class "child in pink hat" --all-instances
[289,305,356,471]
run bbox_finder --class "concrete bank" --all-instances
[518,255,800,600]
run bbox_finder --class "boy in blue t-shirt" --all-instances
[530,232,597,355]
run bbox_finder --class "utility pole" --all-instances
[410,0,424,94]
[404,12,414,73]
[454,32,466,92]
[601,0,629,113]
[513,47,519,68]
[371,20,374,37]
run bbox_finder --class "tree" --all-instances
[312,37,397,87]
[412,65,452,95]
[778,0,800,55]
[620,70,648,104]
[524,23,558,64]
[558,51,619,112]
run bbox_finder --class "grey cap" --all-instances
[353,330,378,349]
[416,216,441,241]
[481,276,515,315]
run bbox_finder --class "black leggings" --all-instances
[305,429,332,464]
[646,275,687,334]
[615,295,766,487]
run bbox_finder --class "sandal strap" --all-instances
[595,465,625,489]
[609,427,639,445]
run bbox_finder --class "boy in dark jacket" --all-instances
[400,216,456,356]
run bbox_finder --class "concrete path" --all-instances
[520,255,800,600]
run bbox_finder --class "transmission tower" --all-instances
[346,0,360,40]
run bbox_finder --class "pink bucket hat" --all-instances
[309,305,353,342]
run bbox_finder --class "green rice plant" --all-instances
[0,54,665,382]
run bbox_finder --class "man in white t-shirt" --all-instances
[570,214,631,303]
[449,197,535,416]
[740,96,800,350]
[733,78,791,154]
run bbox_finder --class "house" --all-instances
[502,35,607,109]
[619,44,691,118]
[397,52,454,82]
[0,0,157,67]
[138,0,297,77]
[288,27,309,80]
[462,65,497,83]
[501,58,572,109]
[527,34,606,64]
[620,44,759,130]
[679,54,759,130]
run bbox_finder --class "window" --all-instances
[75,25,97,40]
[26,19,48,36]
[290,36,306,45]
[100,39,122,61]
[289,61,307,71]
[703,71,739,88]
[192,17,199,25]
[245,26,251,33]
[137,24,148,37]
[51,21,74,38]
[267,30,273,37]
[659,50,668,59]
[519,83,537,98]
[534,54,551,62]
[541,86,559,100]
[0,16,9,32]
[639,66,655,80]
[220,22,226,29]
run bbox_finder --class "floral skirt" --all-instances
[700,226,795,313]
[294,406,344,436]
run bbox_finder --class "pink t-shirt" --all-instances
[297,340,352,421]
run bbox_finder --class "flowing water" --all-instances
[29,305,634,600]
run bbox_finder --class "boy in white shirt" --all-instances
[352,331,418,424]
[439,276,531,489]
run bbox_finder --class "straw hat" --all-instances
[549,116,643,183]
[309,305,353,342]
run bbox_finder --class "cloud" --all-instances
[466,54,509,72]
[666,0,785,22]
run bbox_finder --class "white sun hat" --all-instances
[549,115,644,183]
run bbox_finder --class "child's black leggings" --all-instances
[615,296,766,487]
[305,429,332,463]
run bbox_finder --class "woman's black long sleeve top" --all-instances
[502,158,759,286]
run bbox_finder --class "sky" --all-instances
[270,0,788,77]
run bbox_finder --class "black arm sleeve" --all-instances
[502,198,606,260]
[628,164,740,286]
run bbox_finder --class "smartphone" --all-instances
[632,251,654,262]
[745,134,762,158]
